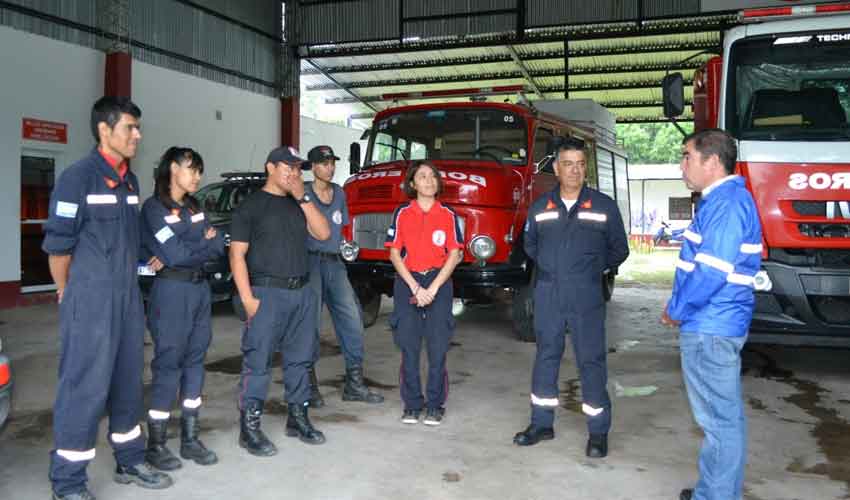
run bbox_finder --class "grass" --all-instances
[618,247,678,288]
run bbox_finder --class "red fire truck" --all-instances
[663,3,850,344]
[339,98,629,341]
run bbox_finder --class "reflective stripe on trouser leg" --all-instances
[567,303,611,435]
[530,281,567,428]
[391,276,425,410]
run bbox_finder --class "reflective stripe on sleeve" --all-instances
[155,226,175,244]
[676,258,695,272]
[740,243,763,254]
[530,394,559,407]
[727,273,755,287]
[111,425,141,443]
[694,252,735,274]
[57,448,96,462]
[683,229,702,244]
[56,201,79,218]
[582,403,604,417]
[183,397,202,409]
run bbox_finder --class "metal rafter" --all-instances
[507,44,542,97]
[306,64,700,92]
[304,59,378,112]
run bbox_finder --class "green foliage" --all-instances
[616,122,694,164]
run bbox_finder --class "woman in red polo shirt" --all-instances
[386,160,463,426]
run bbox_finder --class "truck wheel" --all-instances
[512,281,536,343]
[602,271,615,302]
[354,284,381,328]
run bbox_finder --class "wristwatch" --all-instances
[297,193,311,204]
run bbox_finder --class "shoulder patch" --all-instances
[56,201,78,218]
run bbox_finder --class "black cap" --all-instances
[307,145,340,164]
[266,146,305,166]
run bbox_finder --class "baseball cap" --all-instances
[266,146,305,166]
[307,145,340,164]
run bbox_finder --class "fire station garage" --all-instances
[1,1,849,499]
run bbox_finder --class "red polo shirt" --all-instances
[385,200,463,272]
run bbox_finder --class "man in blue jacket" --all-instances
[663,129,762,500]
[514,137,629,458]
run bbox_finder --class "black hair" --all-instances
[90,96,141,143]
[154,147,205,211]
[554,136,586,155]
[403,160,443,198]
[683,128,737,175]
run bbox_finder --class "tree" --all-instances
[616,122,694,164]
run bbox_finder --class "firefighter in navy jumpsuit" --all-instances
[43,97,172,500]
[386,161,463,426]
[141,147,225,471]
[514,137,629,458]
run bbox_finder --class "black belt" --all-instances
[252,275,309,290]
[308,250,340,260]
[157,268,206,283]
[414,268,439,276]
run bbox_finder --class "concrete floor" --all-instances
[1,284,849,500]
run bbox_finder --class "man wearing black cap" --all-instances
[303,145,384,408]
[229,146,331,456]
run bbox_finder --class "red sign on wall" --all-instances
[22,118,68,144]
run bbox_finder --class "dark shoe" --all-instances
[308,366,325,408]
[113,462,173,489]
[286,403,326,444]
[52,489,96,500]
[180,414,218,465]
[586,433,608,458]
[679,488,693,500]
[513,425,555,446]
[239,402,277,457]
[342,365,384,403]
[422,407,445,426]
[401,409,421,424]
[145,417,182,471]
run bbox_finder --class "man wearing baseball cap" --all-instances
[303,145,384,408]
[229,146,331,456]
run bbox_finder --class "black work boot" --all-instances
[308,366,325,408]
[679,488,693,500]
[52,488,97,500]
[180,413,218,465]
[113,462,173,489]
[286,402,326,445]
[586,433,608,458]
[342,365,384,403]
[513,424,555,446]
[239,402,277,456]
[145,417,182,471]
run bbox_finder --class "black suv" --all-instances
[139,172,266,303]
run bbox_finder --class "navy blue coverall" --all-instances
[141,198,225,417]
[43,148,146,496]
[524,184,629,434]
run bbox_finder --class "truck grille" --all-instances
[352,212,466,250]
[798,223,850,239]
[353,213,394,250]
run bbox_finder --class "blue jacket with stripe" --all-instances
[667,175,763,337]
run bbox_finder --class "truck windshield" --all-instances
[727,30,850,141]
[364,108,528,167]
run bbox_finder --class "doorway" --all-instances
[21,155,56,292]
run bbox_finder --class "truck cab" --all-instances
[341,100,629,341]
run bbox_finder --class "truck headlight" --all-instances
[340,240,360,262]
[753,270,772,292]
[469,235,496,261]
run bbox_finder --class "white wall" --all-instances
[629,179,694,235]
[300,116,366,186]
[132,61,280,195]
[0,26,104,282]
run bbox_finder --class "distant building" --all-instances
[628,164,694,236]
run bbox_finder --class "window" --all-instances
[533,126,555,174]
[669,197,693,220]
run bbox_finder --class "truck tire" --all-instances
[602,271,616,302]
[354,284,381,329]
[512,271,536,343]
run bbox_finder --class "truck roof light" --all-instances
[742,3,850,19]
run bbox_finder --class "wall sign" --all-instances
[22,118,68,144]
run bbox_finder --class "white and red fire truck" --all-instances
[339,96,629,342]
[664,3,850,344]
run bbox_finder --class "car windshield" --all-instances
[195,182,261,219]
[727,29,850,141]
[365,108,528,167]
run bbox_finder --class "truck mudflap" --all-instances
[750,260,850,346]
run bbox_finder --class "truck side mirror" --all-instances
[662,73,685,118]
[349,142,361,175]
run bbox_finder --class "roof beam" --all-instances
[301,15,733,58]
[301,39,718,75]
[506,45,543,98]
[303,59,378,112]
[306,64,701,91]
